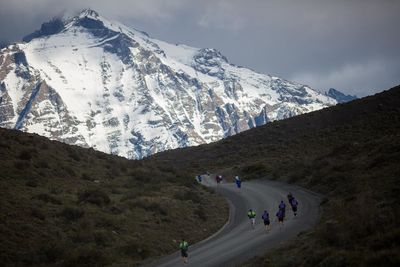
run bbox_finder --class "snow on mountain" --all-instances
[0,9,337,159]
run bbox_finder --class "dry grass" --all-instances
[0,129,228,266]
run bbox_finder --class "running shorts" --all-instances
[181,249,188,257]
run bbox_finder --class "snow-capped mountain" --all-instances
[0,9,337,159]
[325,88,357,103]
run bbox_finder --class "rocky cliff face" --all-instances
[0,9,337,159]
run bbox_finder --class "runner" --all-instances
[287,192,294,204]
[261,210,271,232]
[276,208,285,228]
[290,197,299,216]
[247,209,256,229]
[234,175,242,191]
[279,200,286,216]
[216,175,223,185]
[179,239,189,264]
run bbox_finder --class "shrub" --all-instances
[36,160,50,169]
[120,191,137,201]
[49,187,63,195]
[194,206,207,221]
[21,242,64,265]
[26,180,38,187]
[319,251,349,267]
[93,230,113,246]
[287,171,303,183]
[270,170,280,180]
[130,171,149,183]
[62,166,76,177]
[123,178,137,188]
[33,193,62,205]
[119,163,128,174]
[39,142,49,150]
[14,160,30,170]
[37,242,64,263]
[0,141,10,149]
[241,163,268,178]
[96,153,108,160]
[366,249,400,267]
[94,215,115,228]
[127,198,168,215]
[182,178,197,188]
[72,227,93,243]
[59,207,84,222]
[110,187,122,194]
[108,205,125,215]
[78,188,111,206]
[68,150,81,162]
[317,220,343,247]
[31,208,45,220]
[174,189,202,203]
[62,245,111,267]
[107,168,120,179]
[120,241,150,259]
[81,172,93,181]
[147,202,168,215]
[18,149,32,160]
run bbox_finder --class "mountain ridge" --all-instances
[325,88,357,103]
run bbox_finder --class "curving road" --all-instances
[147,176,321,267]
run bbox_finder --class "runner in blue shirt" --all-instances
[261,210,271,232]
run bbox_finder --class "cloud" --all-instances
[0,0,187,42]
[0,0,399,96]
[0,0,186,20]
[197,1,246,31]
[291,58,400,97]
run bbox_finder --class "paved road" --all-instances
[147,176,321,267]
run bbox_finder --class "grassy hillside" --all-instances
[0,129,229,266]
[151,85,400,266]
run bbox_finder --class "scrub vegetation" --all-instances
[0,129,228,266]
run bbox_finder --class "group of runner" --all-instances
[247,192,299,231]
[196,174,242,190]
[216,174,242,189]
[248,209,272,231]
[181,175,300,264]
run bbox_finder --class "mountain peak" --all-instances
[22,9,108,42]
[77,8,100,19]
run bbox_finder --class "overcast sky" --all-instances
[0,0,399,97]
